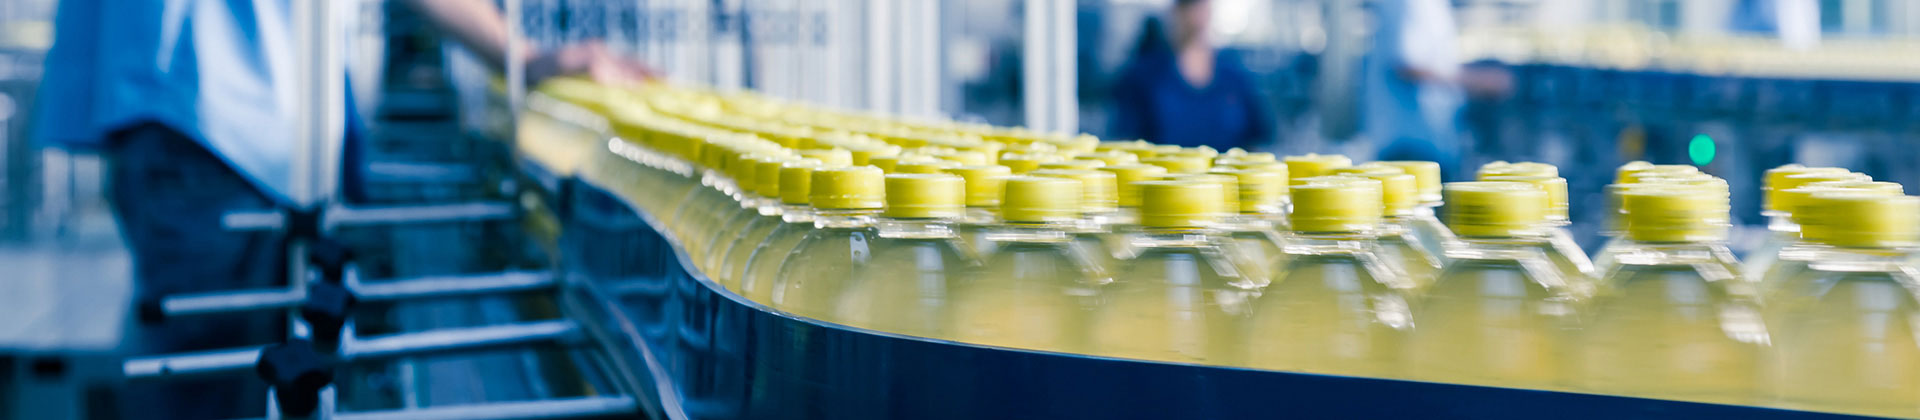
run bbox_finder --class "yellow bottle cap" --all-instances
[1213,168,1287,214]
[1445,182,1548,238]
[884,173,965,218]
[1136,180,1227,229]
[1030,169,1119,214]
[1142,156,1212,174]
[1359,172,1418,215]
[1378,161,1444,203]
[1074,151,1140,166]
[729,152,764,186]
[1620,184,1729,242]
[1097,140,1152,153]
[1120,147,1161,160]
[1766,169,1867,213]
[954,142,1005,165]
[799,148,854,167]
[1616,164,1699,184]
[932,150,988,166]
[1221,160,1288,174]
[1614,161,1655,183]
[1779,180,1903,223]
[1289,176,1383,233]
[779,160,825,205]
[895,160,962,174]
[847,145,902,166]
[1152,144,1185,155]
[999,153,1058,174]
[810,166,886,209]
[1283,153,1353,180]
[1482,175,1570,222]
[1328,164,1403,177]
[1099,164,1171,208]
[1001,176,1082,223]
[753,156,794,197]
[944,165,1013,208]
[1762,164,1843,192]
[1477,161,1558,179]
[1222,152,1276,163]
[1039,160,1106,171]
[1160,174,1239,216]
[1799,194,1920,248]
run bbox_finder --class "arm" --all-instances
[402,0,657,84]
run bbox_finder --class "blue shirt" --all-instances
[1109,48,1276,151]
[1362,0,1462,163]
[35,0,309,204]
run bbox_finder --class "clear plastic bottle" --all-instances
[1031,169,1125,274]
[736,161,828,303]
[708,156,805,288]
[1574,184,1766,406]
[1483,175,1595,287]
[1746,168,1873,283]
[1758,180,1903,297]
[1210,167,1289,284]
[948,176,1105,353]
[834,173,972,336]
[1095,164,1170,262]
[1089,180,1257,365]
[944,165,1013,261]
[1245,176,1412,378]
[1351,170,1444,292]
[1377,161,1454,259]
[701,154,781,274]
[1590,165,1711,276]
[771,166,887,319]
[1405,182,1583,390]
[1766,193,1920,418]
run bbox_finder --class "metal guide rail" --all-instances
[519,99,1871,420]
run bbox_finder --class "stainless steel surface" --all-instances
[331,395,637,420]
[163,289,307,318]
[342,320,579,362]
[222,201,519,232]
[350,270,554,301]
[122,345,268,379]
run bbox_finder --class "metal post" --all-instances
[122,320,582,380]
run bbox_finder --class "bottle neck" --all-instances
[755,199,785,216]
[1132,228,1219,249]
[1766,213,1800,234]
[813,209,880,229]
[986,222,1076,243]
[1802,246,1918,274]
[1445,236,1554,261]
[960,207,999,226]
[780,205,815,223]
[877,217,958,238]
[1282,231,1378,255]
[1612,240,1735,270]
[1218,214,1277,232]
[1071,211,1119,233]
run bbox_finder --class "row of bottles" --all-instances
[536,79,1920,418]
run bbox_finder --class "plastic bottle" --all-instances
[1574,184,1766,405]
[834,173,972,336]
[1210,167,1290,283]
[1757,180,1903,297]
[771,166,888,319]
[1346,169,1443,291]
[948,176,1105,353]
[1281,153,1352,180]
[1038,160,1106,171]
[1376,161,1454,259]
[1096,164,1171,262]
[1245,176,1412,377]
[1142,155,1211,174]
[704,155,794,282]
[736,161,828,303]
[1766,193,1920,418]
[700,154,782,274]
[944,165,1013,261]
[1030,169,1125,273]
[1482,175,1595,286]
[1745,166,1870,284]
[1089,180,1256,365]
[1405,182,1583,389]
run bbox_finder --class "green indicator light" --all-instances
[1688,134,1715,166]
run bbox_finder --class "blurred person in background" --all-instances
[1110,0,1277,151]
[32,0,652,418]
[1364,0,1464,177]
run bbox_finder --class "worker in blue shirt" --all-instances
[1110,0,1277,151]
[1363,0,1465,177]
[33,0,651,418]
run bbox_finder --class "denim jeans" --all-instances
[108,123,282,419]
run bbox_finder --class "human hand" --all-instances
[526,41,660,86]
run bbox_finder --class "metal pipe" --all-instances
[123,346,269,379]
[325,201,517,228]
[332,396,637,420]
[341,320,579,362]
[352,270,554,302]
[162,288,306,317]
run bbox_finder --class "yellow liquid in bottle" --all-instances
[834,233,971,337]
[701,203,759,274]
[1544,228,1597,288]
[771,223,880,320]
[949,236,1104,353]
[1768,264,1920,418]
[1378,229,1442,292]
[1245,251,1410,378]
[1226,228,1285,286]
[739,220,814,304]
[1574,261,1766,405]
[1089,240,1256,365]
[717,213,783,291]
[1404,207,1456,259]
[1405,253,1578,389]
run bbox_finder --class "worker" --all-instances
[1363,0,1464,177]
[31,1,652,418]
[1110,0,1277,151]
